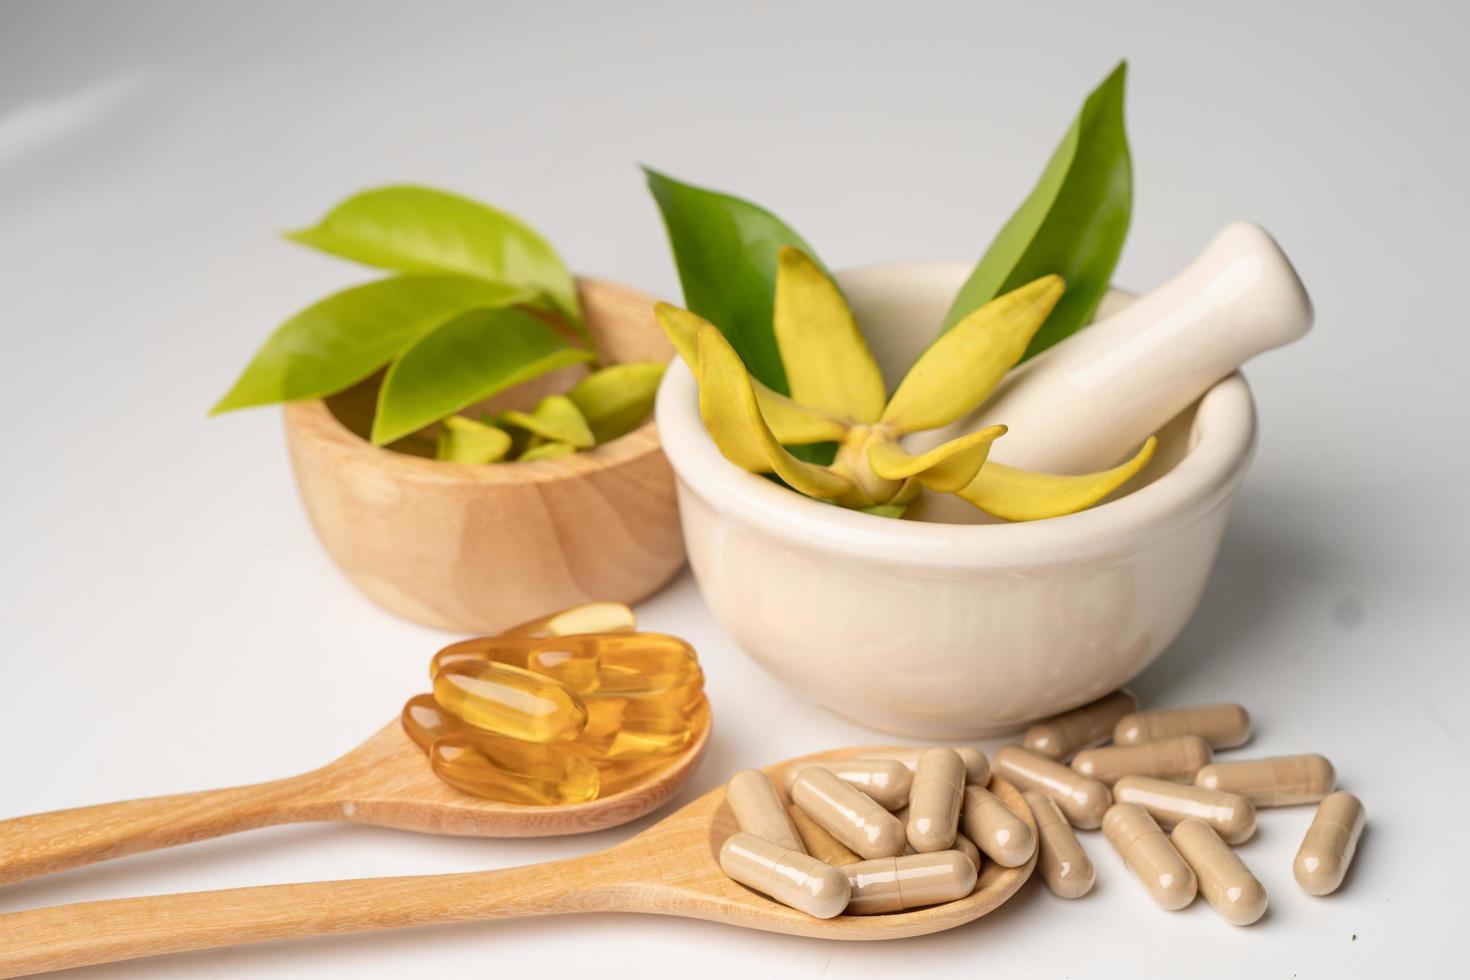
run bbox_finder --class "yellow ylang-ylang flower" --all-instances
[656,246,1155,521]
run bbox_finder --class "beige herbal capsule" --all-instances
[782,759,912,810]
[787,804,860,867]
[1114,703,1252,750]
[1103,803,1197,911]
[961,785,1035,868]
[1294,791,1365,895]
[1113,775,1257,844]
[953,832,982,874]
[727,770,805,853]
[994,745,1112,830]
[875,747,991,786]
[791,767,907,859]
[1072,735,1213,786]
[718,832,851,919]
[1023,791,1095,899]
[1170,818,1267,925]
[1195,754,1336,807]
[843,850,977,914]
[906,748,966,852]
[1024,689,1138,760]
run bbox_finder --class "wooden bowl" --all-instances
[282,278,684,633]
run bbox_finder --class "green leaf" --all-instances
[436,416,512,464]
[212,274,533,414]
[500,395,595,449]
[566,362,667,443]
[286,185,586,340]
[372,307,594,445]
[518,441,578,462]
[644,167,827,394]
[941,61,1131,360]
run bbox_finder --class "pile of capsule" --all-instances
[718,746,1031,918]
[400,601,705,805]
[1003,692,1366,924]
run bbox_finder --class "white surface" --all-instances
[0,1,1465,976]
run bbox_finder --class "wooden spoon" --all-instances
[0,701,712,889]
[0,747,1036,977]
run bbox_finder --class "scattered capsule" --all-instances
[429,731,600,805]
[783,759,913,810]
[1072,735,1213,785]
[502,601,637,639]
[788,804,861,866]
[1294,791,1365,895]
[1103,803,1197,911]
[876,747,990,786]
[576,695,693,760]
[400,692,467,751]
[953,832,982,875]
[433,661,588,742]
[1024,689,1138,760]
[790,767,907,860]
[994,745,1112,830]
[1171,818,1268,925]
[719,832,851,919]
[1113,775,1256,844]
[727,770,806,852]
[843,850,977,914]
[961,785,1035,868]
[1023,791,1095,899]
[1195,754,1336,807]
[1114,703,1253,750]
[906,749,966,852]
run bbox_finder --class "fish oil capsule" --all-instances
[788,804,861,866]
[1113,775,1256,844]
[1103,803,1197,911]
[1072,735,1213,786]
[1023,792,1095,899]
[433,661,588,742]
[843,850,977,914]
[961,785,1035,868]
[529,632,700,695]
[1171,818,1268,925]
[429,732,600,805]
[727,770,806,853]
[876,747,990,786]
[1195,754,1336,807]
[905,749,966,852]
[993,746,1112,830]
[790,767,906,859]
[1294,791,1365,895]
[783,760,913,811]
[1114,703,1253,750]
[1024,689,1138,760]
[718,832,851,919]
[503,601,637,638]
[576,696,693,760]
[400,693,467,751]
[594,756,678,796]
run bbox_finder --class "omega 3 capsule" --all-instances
[1195,754,1336,807]
[791,767,907,859]
[783,759,913,810]
[1293,791,1365,895]
[875,747,991,786]
[1171,818,1268,925]
[843,850,977,914]
[727,770,805,853]
[718,832,851,919]
[788,804,860,866]
[994,745,1112,830]
[503,601,637,639]
[961,785,1035,868]
[1024,689,1138,760]
[1113,775,1256,844]
[1104,803,1196,910]
[906,749,966,852]
[1023,791,1095,899]
[1072,735,1213,786]
[1114,703,1253,750]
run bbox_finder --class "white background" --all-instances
[2,1,1466,976]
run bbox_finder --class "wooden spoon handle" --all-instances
[0,853,622,977]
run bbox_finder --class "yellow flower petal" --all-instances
[518,440,578,461]
[435,415,512,463]
[499,394,595,448]
[696,325,854,500]
[956,436,1157,522]
[773,246,886,423]
[882,275,1064,434]
[655,302,849,444]
[866,425,1008,493]
[566,361,666,443]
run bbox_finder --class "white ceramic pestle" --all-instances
[976,221,1313,474]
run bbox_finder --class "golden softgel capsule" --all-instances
[1113,775,1256,844]
[529,633,700,696]
[843,851,977,914]
[783,759,913,810]
[577,695,693,760]
[1293,791,1365,895]
[961,785,1035,868]
[791,767,907,860]
[788,804,861,867]
[906,748,966,852]
[994,745,1112,830]
[727,770,805,853]
[1072,735,1213,785]
[503,601,637,639]
[1171,818,1268,925]
[1114,703,1253,750]
[433,661,588,742]
[1023,791,1095,899]
[1024,690,1138,760]
[400,693,465,751]
[719,832,851,919]
[1195,754,1336,807]
[429,732,599,805]
[1103,803,1197,911]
